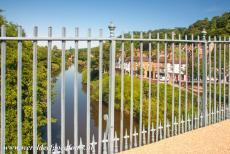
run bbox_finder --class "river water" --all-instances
[51,65,137,147]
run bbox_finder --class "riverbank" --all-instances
[81,69,197,125]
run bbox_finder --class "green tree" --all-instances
[0,14,73,152]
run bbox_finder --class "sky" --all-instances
[0,0,230,48]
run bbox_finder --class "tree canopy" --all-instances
[0,14,72,150]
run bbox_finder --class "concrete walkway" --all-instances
[119,120,230,154]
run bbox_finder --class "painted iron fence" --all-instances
[0,23,230,154]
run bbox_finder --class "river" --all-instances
[51,65,137,147]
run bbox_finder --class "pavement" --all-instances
[119,119,230,154]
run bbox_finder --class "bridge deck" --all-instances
[119,120,230,154]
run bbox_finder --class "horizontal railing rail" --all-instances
[1,36,230,43]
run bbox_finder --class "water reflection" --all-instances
[51,65,138,148]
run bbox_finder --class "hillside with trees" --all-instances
[78,12,230,73]
[81,12,230,125]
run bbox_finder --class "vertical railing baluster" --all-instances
[129,32,134,148]
[53,143,60,154]
[98,29,103,154]
[191,34,194,130]
[214,36,217,123]
[17,26,23,154]
[114,132,119,153]
[61,27,66,154]
[229,37,230,119]
[223,36,226,119]
[91,135,97,154]
[163,33,167,139]
[159,124,163,140]
[156,33,160,141]
[79,138,85,154]
[171,32,175,136]
[148,33,152,144]
[1,25,6,154]
[74,27,79,154]
[181,116,184,133]
[130,32,134,147]
[151,123,155,143]
[120,33,124,152]
[102,133,108,154]
[32,26,38,154]
[66,140,71,154]
[208,36,212,124]
[133,127,138,147]
[138,32,143,147]
[166,120,170,138]
[200,113,203,127]
[174,117,178,135]
[108,23,116,154]
[178,34,182,134]
[124,129,129,150]
[202,29,207,126]
[212,108,214,123]
[147,33,152,144]
[218,36,222,122]
[188,115,191,131]
[185,35,188,131]
[142,126,147,145]
[86,28,91,154]
[195,114,198,129]
[47,27,52,154]
[197,35,200,128]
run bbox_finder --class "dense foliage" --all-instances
[0,14,72,150]
[127,12,230,39]
[185,12,230,37]
[82,70,198,124]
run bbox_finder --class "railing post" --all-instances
[202,28,207,126]
[98,28,103,154]
[32,26,38,154]
[228,36,230,119]
[108,22,116,154]
[86,28,91,154]
[1,25,6,154]
[61,27,66,154]
[74,27,79,154]
[17,26,23,154]
[47,26,52,154]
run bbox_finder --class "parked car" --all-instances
[159,76,169,82]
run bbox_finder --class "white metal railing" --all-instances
[0,23,230,154]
